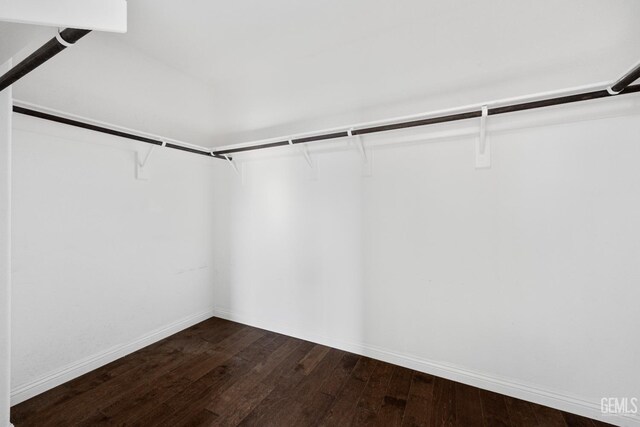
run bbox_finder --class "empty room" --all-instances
[1,1,639,426]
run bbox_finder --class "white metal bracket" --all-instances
[301,145,318,180]
[55,29,74,47]
[348,129,372,177]
[136,141,165,180]
[291,139,318,180]
[475,105,491,169]
[223,155,243,181]
[301,144,313,168]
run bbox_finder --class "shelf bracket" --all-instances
[224,154,242,178]
[475,105,491,169]
[301,144,313,168]
[136,141,165,180]
[348,129,372,177]
[291,139,318,180]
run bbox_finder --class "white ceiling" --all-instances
[4,0,640,148]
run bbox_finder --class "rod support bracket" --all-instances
[136,141,165,180]
[136,141,168,180]
[287,138,318,179]
[300,144,314,168]
[475,105,491,169]
[298,143,318,180]
[224,154,242,179]
[289,137,314,169]
[351,131,372,177]
[55,29,75,48]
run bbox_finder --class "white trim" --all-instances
[1,59,13,427]
[211,307,640,427]
[10,309,215,406]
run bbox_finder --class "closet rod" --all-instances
[212,83,640,157]
[13,106,227,159]
[0,28,91,93]
[609,62,640,94]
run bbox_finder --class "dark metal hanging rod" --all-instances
[211,82,640,157]
[3,28,226,159]
[0,28,91,92]
[609,62,640,95]
[13,106,226,159]
[14,82,640,161]
[2,28,638,161]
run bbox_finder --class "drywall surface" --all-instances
[0,60,12,427]
[10,114,218,403]
[210,94,640,425]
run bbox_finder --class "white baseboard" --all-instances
[211,307,639,427]
[10,309,215,406]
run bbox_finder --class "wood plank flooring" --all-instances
[11,317,613,426]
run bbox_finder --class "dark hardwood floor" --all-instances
[11,317,612,426]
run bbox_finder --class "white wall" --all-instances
[210,93,640,425]
[10,114,219,404]
[0,60,13,427]
[7,87,640,425]
[0,22,47,65]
